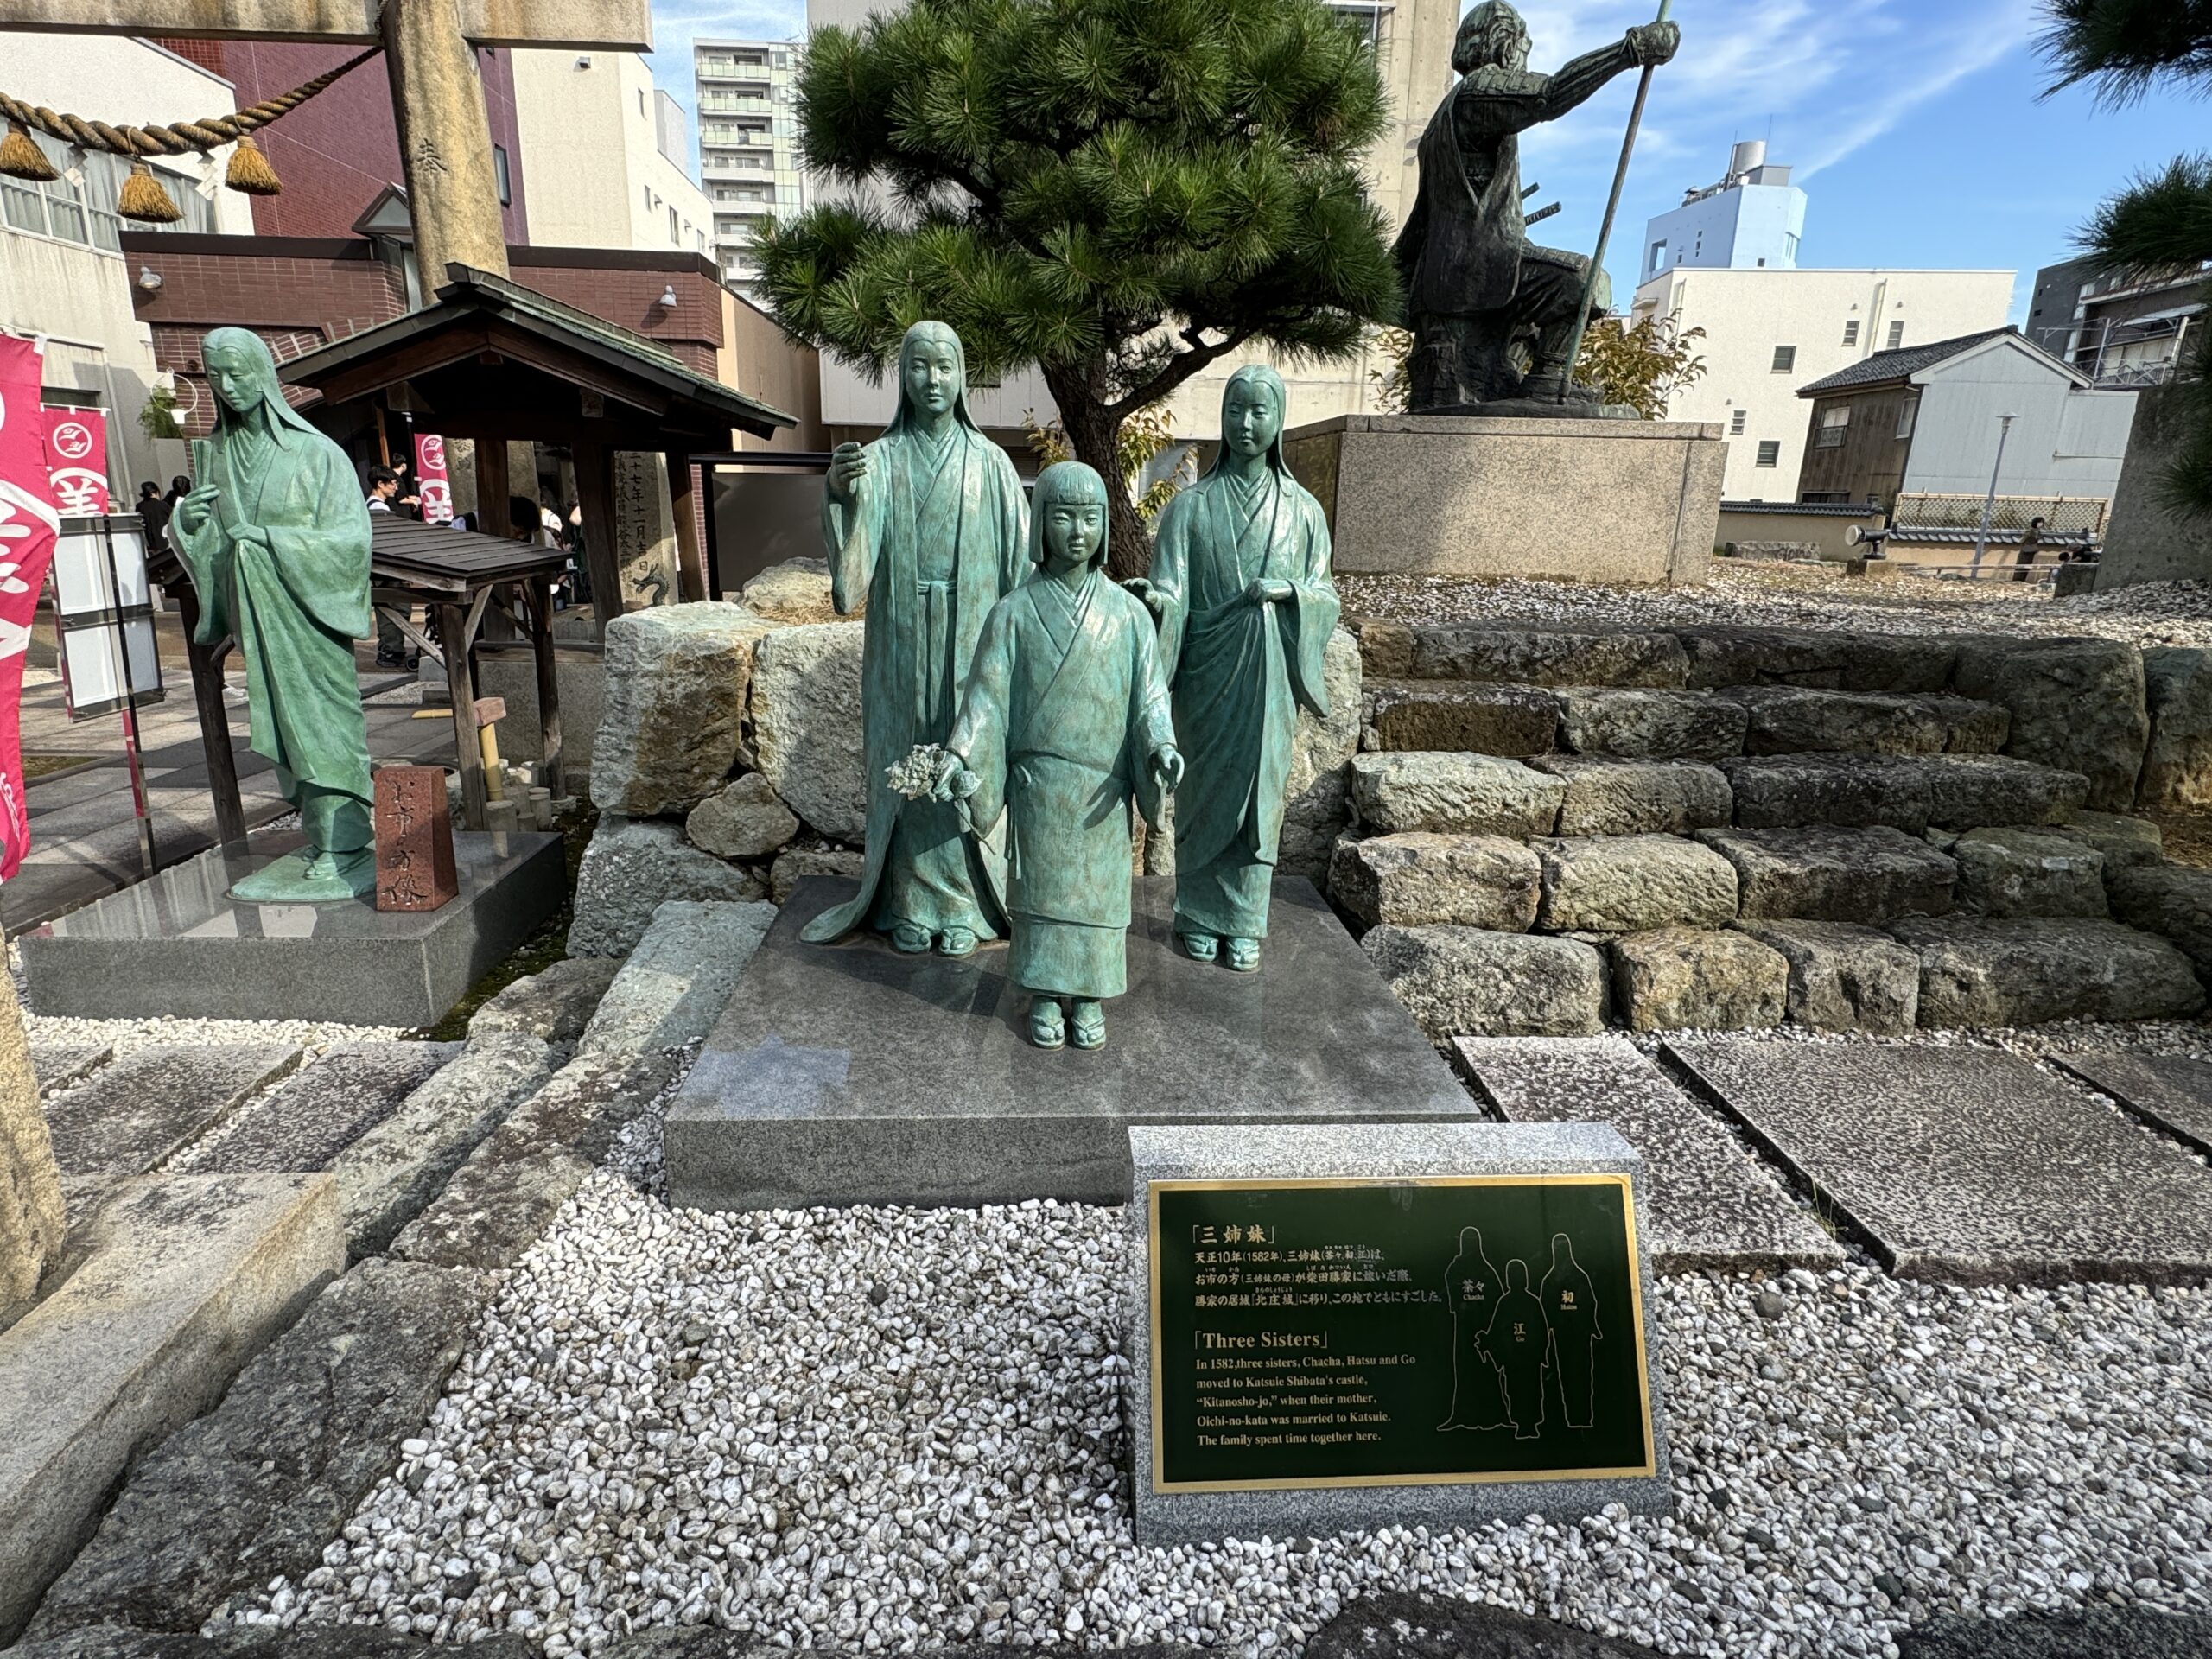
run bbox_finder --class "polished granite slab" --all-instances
[665,875,1481,1209]
[22,829,563,1029]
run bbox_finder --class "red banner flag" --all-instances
[413,432,454,524]
[0,338,61,880]
[41,405,111,515]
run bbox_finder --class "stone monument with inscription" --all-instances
[373,766,458,912]
[1127,1121,1671,1543]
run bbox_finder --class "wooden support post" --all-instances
[526,573,564,797]
[667,453,707,604]
[383,0,510,289]
[168,578,246,846]
[574,439,624,642]
[437,600,487,829]
[474,436,510,538]
[700,461,724,600]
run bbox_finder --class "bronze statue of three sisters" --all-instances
[803,321,1339,1052]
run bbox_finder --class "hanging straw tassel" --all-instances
[1,117,56,181]
[224,132,280,195]
[118,158,183,223]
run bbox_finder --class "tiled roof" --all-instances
[1795,327,2018,397]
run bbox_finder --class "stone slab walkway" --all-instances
[175,1043,462,1177]
[2053,1052,2212,1159]
[29,1044,111,1096]
[1452,1036,1845,1274]
[1666,1041,2212,1284]
[41,1045,302,1205]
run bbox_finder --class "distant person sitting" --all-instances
[137,480,171,553]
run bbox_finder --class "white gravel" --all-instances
[1339,569,2212,654]
[238,1166,2212,1659]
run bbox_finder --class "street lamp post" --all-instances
[1969,412,2019,573]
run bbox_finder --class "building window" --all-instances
[1842,320,1859,346]
[669,204,681,245]
[1729,410,1747,435]
[1756,441,1781,467]
[1896,394,1918,440]
[1815,406,1850,448]
[1771,346,1796,373]
[1649,239,1667,274]
[639,89,646,117]
[1887,320,1905,348]
[493,144,512,207]
[1783,232,1799,263]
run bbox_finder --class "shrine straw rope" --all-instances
[0,43,382,161]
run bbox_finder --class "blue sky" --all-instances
[643,0,2209,322]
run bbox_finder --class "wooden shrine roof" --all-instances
[371,512,569,596]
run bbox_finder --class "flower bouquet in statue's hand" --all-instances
[887,743,952,802]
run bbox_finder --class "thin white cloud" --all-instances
[1793,0,2039,178]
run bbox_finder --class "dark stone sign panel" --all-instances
[1149,1177,1654,1493]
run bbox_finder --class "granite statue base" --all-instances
[1127,1122,1675,1545]
[22,829,563,1029]
[1281,413,1723,587]
[664,876,1484,1210]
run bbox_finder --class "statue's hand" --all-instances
[1626,19,1679,67]
[931,750,978,804]
[232,524,272,552]
[827,442,868,505]
[1151,745,1185,791]
[1122,575,1160,613]
[175,485,219,535]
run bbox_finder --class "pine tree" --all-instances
[2041,0,2212,516]
[756,0,1400,575]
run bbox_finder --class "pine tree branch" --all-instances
[1107,327,1254,419]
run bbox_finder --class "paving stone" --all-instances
[1363,925,1606,1039]
[41,1045,302,1199]
[1949,826,2107,918]
[1532,835,1738,933]
[2106,862,2212,983]
[1888,915,2206,1027]
[1349,752,1565,837]
[26,1259,491,1636]
[30,1042,111,1096]
[575,900,778,1060]
[1951,634,2150,813]
[1897,1607,2212,1659]
[1372,624,1689,687]
[0,1173,345,1640]
[1328,833,1540,930]
[2053,1052,2212,1158]
[2046,809,2164,869]
[175,1043,461,1176]
[1676,625,1959,693]
[1665,1040,2212,1283]
[1530,755,1732,836]
[1719,685,2007,756]
[1733,919,1922,1034]
[6,1625,537,1659]
[1556,687,1747,760]
[1452,1036,1844,1272]
[1610,928,1787,1033]
[1922,753,2089,828]
[1698,824,1955,925]
[466,957,620,1046]
[1361,678,1560,755]
[567,817,766,958]
[1721,753,1933,832]
[1306,1588,1673,1659]
[2138,645,2212,811]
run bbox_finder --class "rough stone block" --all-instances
[1609,928,1788,1032]
[1531,755,1732,836]
[1887,916,2206,1027]
[1678,626,1957,693]
[467,957,620,1046]
[1349,752,1565,838]
[1557,687,1747,761]
[736,555,836,623]
[2106,862,2212,984]
[589,601,768,817]
[1951,634,2150,812]
[1732,918,1922,1034]
[1950,827,2107,918]
[0,1173,345,1642]
[1720,753,1931,832]
[568,817,766,957]
[1362,678,1559,755]
[1720,686,2007,756]
[1328,832,1541,930]
[1392,624,1688,687]
[1280,628,1363,880]
[1698,824,1955,925]
[1533,835,1738,933]
[2139,645,2212,810]
[575,899,777,1060]
[750,620,867,842]
[0,970,60,1324]
[41,1046,301,1204]
[2047,809,2164,869]
[768,844,865,906]
[24,1258,490,1637]
[1364,925,1606,1039]
[684,772,800,860]
[1922,753,2089,828]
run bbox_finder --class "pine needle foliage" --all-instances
[2037,0,2212,105]
[757,0,1400,573]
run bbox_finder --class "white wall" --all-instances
[512,50,712,255]
[1633,266,2016,500]
[0,35,253,491]
[1904,339,2139,499]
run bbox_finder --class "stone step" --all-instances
[2106,861,2212,987]
[1556,687,1746,761]
[1363,925,1606,1041]
[1355,620,1688,687]
[1675,625,1958,694]
[1666,1039,2212,1283]
[1715,684,2009,756]
[40,1045,303,1201]
[1719,752,2088,833]
[1608,927,1788,1033]
[1363,678,1559,756]
[2053,1052,2212,1158]
[1328,832,1540,930]
[1936,826,2107,918]
[1732,920,1922,1034]
[1698,825,1956,925]
[1347,752,1563,838]
[29,1042,111,1096]
[1530,834,1738,933]
[1886,916,2205,1027]
[1530,756,1732,836]
[174,1041,462,1177]
[1452,1035,1844,1273]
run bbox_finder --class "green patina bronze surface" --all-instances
[804,321,1027,955]
[170,327,376,904]
[938,462,1180,1051]
[1141,365,1338,967]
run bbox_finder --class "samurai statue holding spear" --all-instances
[1395,0,1679,414]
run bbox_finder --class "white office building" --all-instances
[693,39,804,297]
[1642,140,1806,281]
[511,50,713,255]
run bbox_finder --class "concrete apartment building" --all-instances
[1631,144,2012,502]
[512,51,713,257]
[2026,252,2208,388]
[693,40,805,296]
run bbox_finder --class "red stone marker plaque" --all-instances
[374,766,458,912]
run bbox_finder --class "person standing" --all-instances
[364,467,415,667]
[1136,365,1339,973]
[136,480,171,554]
[802,321,1028,957]
[2014,515,2047,581]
